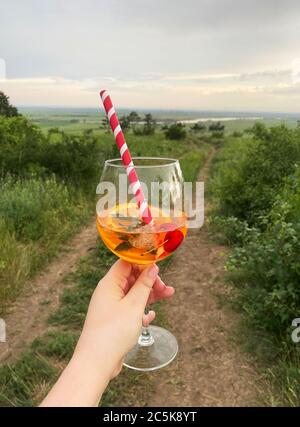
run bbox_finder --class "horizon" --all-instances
[17,105,300,116]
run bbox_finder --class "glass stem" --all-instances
[138,308,154,347]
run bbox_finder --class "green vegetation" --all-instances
[180,150,208,182]
[191,122,206,133]
[0,177,89,310]
[0,93,210,406]
[164,123,187,140]
[210,123,300,405]
[0,91,209,296]
[0,105,208,312]
[0,109,109,311]
[0,92,19,118]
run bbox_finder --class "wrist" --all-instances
[74,330,121,380]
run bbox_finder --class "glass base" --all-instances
[123,325,178,372]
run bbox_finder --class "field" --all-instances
[0,99,300,406]
[19,107,299,135]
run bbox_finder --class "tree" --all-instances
[143,113,156,135]
[191,122,206,132]
[164,123,186,140]
[119,115,131,132]
[0,91,19,117]
[127,111,141,133]
[128,111,141,123]
[101,116,110,133]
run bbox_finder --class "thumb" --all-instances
[125,264,159,308]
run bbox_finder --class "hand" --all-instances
[75,259,174,377]
[41,260,174,407]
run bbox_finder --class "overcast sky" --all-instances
[1,0,300,111]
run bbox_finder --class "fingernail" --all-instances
[160,279,167,288]
[147,264,159,280]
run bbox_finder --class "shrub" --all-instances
[211,124,300,226]
[225,165,300,336]
[209,121,225,132]
[164,123,186,140]
[0,116,111,188]
[210,126,300,404]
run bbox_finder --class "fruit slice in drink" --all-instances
[96,203,187,264]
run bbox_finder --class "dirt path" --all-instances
[0,222,97,364]
[146,150,263,406]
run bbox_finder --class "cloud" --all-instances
[1,1,300,110]
[1,69,300,112]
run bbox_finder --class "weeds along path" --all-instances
[0,222,97,364]
[144,149,263,406]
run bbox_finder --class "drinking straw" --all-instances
[100,90,153,224]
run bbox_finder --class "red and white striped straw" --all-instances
[100,90,153,225]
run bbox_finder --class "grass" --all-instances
[0,177,92,313]
[180,149,209,182]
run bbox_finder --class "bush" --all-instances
[165,123,186,140]
[210,125,300,404]
[211,124,300,226]
[0,116,111,188]
[0,116,45,176]
[225,165,300,336]
[191,122,206,132]
[209,121,225,132]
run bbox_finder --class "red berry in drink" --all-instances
[164,229,184,253]
[156,222,177,232]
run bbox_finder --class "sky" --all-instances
[1,0,300,112]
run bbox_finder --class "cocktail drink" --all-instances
[96,157,187,371]
[97,204,187,265]
[97,91,187,371]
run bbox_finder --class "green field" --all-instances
[19,107,299,135]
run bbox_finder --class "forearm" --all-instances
[40,346,115,407]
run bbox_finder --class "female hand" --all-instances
[76,259,174,376]
[41,260,174,407]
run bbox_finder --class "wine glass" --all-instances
[96,157,187,371]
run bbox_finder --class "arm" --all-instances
[40,260,174,407]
